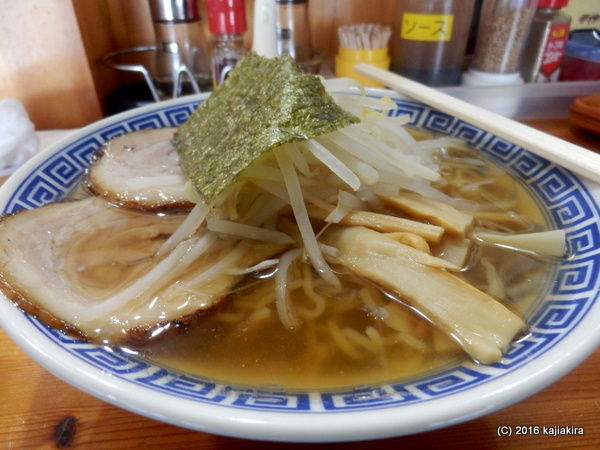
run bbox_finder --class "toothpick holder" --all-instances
[335,47,390,87]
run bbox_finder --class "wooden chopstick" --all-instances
[354,63,600,182]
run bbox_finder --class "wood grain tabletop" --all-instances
[0,117,599,449]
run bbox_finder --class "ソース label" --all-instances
[401,13,454,42]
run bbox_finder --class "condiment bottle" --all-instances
[391,0,475,86]
[560,30,600,81]
[275,0,320,73]
[206,0,248,86]
[522,0,570,82]
[463,0,538,86]
[252,0,278,57]
[149,0,211,97]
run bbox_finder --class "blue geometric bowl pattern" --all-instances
[3,96,599,412]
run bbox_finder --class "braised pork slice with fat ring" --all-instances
[0,197,283,344]
[87,128,193,211]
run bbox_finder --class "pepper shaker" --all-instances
[463,0,538,86]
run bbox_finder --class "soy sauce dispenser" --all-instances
[149,0,211,97]
[206,0,248,86]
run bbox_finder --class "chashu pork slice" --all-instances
[0,197,283,344]
[87,128,193,211]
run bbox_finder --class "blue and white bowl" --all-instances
[1,91,599,442]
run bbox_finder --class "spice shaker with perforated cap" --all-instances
[463,0,538,86]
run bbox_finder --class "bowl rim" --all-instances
[1,91,599,442]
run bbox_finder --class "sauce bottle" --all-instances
[206,0,248,87]
[521,0,571,83]
[560,30,600,81]
[391,0,475,86]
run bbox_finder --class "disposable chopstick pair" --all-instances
[354,63,600,183]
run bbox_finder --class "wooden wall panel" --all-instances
[0,0,103,129]
[72,0,155,114]
[0,0,400,128]
[73,0,400,113]
[73,0,227,110]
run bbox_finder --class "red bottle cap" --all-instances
[537,0,569,8]
[206,0,247,34]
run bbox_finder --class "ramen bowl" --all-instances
[1,90,599,442]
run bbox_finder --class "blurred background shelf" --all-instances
[0,0,598,129]
[440,80,600,120]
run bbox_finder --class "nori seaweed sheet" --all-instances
[173,52,359,203]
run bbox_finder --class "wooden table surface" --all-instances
[1,118,599,449]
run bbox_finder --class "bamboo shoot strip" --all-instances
[381,192,474,235]
[307,206,444,243]
[322,226,525,363]
[472,229,566,257]
[384,231,431,253]
[354,63,600,182]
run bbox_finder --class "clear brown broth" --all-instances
[120,138,555,391]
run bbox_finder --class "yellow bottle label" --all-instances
[551,27,567,39]
[401,13,454,42]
